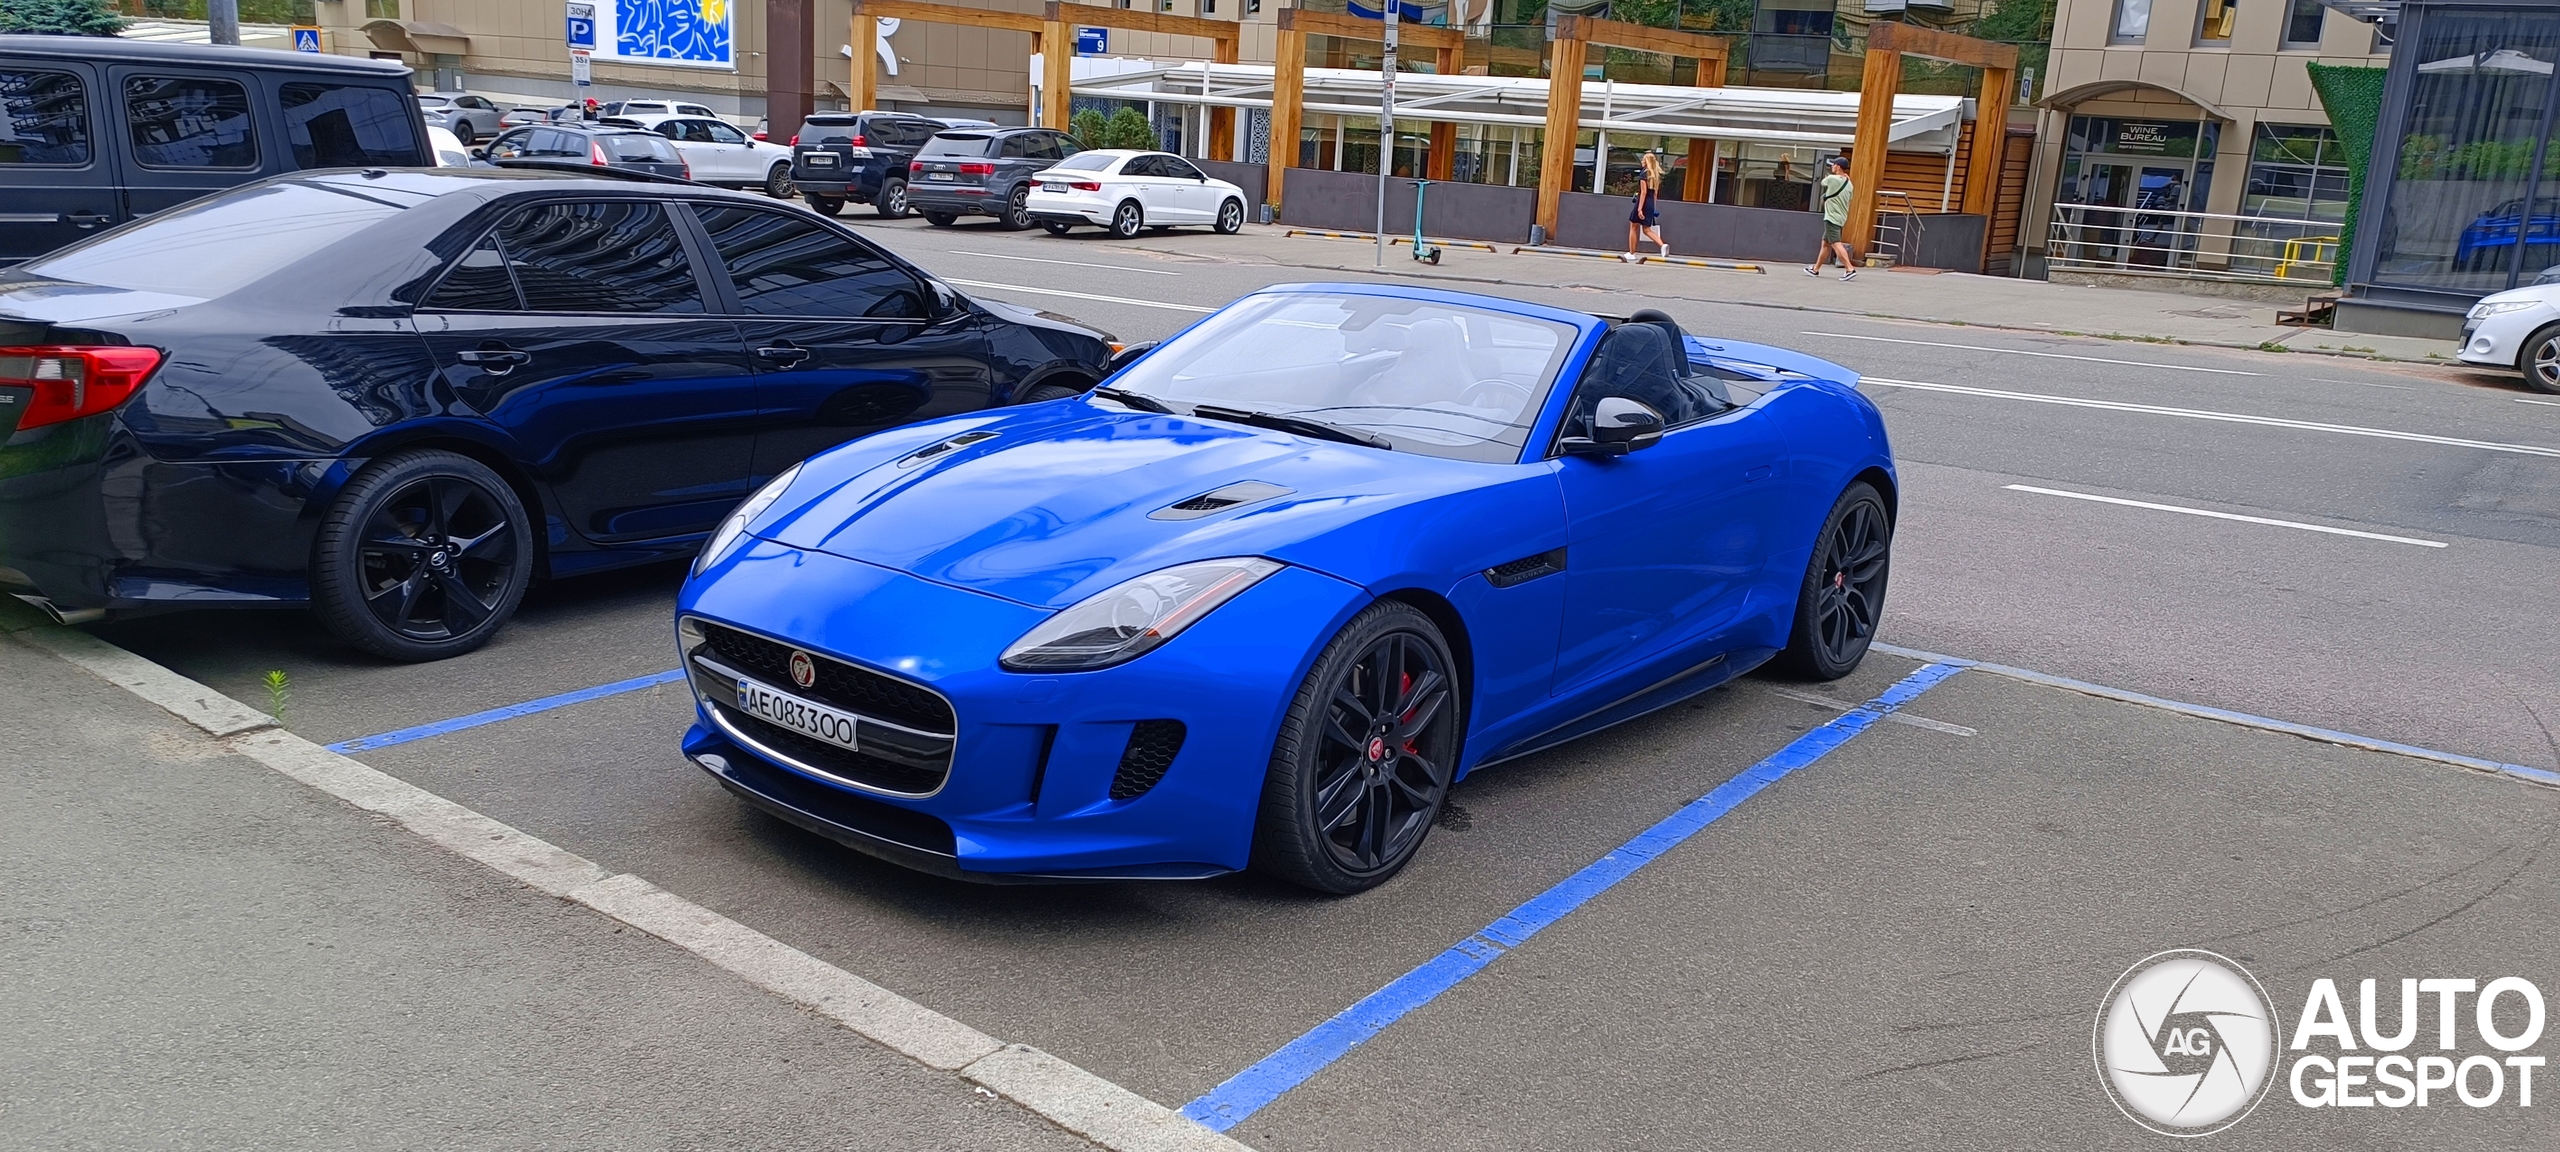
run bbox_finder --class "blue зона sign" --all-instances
[566,3,597,49]
[1076,26,1107,54]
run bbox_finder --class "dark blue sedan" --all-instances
[0,168,1116,658]
[675,284,1898,891]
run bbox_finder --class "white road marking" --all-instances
[2003,483,2450,548]
[2518,397,2560,407]
[5,624,1254,1152]
[1764,685,1977,736]
[946,278,1214,313]
[1865,376,2560,459]
[1804,330,2261,375]
[948,250,1182,275]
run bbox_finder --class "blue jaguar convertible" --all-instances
[675,283,1896,892]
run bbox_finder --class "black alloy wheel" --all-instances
[922,210,959,227]
[1772,482,1891,680]
[1109,201,1144,239]
[2525,324,2560,394]
[1254,600,1460,894]
[765,163,795,198]
[1017,378,1089,404]
[1001,185,1035,230]
[807,194,845,217]
[876,178,910,219]
[311,450,534,662]
[1215,198,1244,235]
[1041,220,1074,236]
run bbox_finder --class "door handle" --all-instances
[63,212,112,228]
[755,344,812,367]
[457,347,531,374]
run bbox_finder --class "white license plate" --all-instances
[735,677,860,751]
[803,154,836,166]
[928,172,954,180]
[1041,183,1067,193]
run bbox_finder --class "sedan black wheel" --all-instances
[311,450,533,662]
[1215,198,1245,234]
[1109,200,1144,239]
[1772,481,1891,680]
[806,194,845,217]
[1254,601,1459,894]
[1000,185,1035,230]
[764,163,795,199]
[2525,323,2560,394]
[875,179,910,219]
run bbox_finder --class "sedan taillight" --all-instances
[1066,179,1101,191]
[2,346,164,431]
[590,141,610,165]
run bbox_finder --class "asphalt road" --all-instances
[26,217,2558,1150]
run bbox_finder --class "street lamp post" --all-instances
[1375,3,1398,267]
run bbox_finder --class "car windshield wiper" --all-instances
[1090,386,1172,413]
[1187,404,1393,450]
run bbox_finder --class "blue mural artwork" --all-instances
[612,0,732,66]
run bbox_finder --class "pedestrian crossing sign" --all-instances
[291,26,322,53]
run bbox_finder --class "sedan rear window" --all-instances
[920,134,995,157]
[1048,151,1114,173]
[23,181,400,297]
[599,133,678,162]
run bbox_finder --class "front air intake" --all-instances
[1110,720,1187,800]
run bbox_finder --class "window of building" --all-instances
[2244,125,2350,221]
[2284,0,2327,46]
[2112,0,2153,43]
[2367,7,2560,293]
[2196,0,2239,44]
[364,0,399,19]
[0,69,90,167]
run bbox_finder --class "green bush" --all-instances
[1069,109,1110,152]
[0,0,126,34]
[1102,107,1158,151]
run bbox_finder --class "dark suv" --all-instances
[790,111,946,218]
[480,123,688,179]
[0,35,426,263]
[909,127,1080,230]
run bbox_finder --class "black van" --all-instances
[0,36,426,263]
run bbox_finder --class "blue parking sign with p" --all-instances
[566,4,597,49]
[291,27,321,53]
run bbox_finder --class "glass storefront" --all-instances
[2365,6,2560,293]
[2053,115,2220,267]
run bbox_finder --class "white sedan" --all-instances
[1026,149,1248,238]
[2456,277,2560,393]
[619,114,798,197]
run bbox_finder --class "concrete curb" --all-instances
[10,622,1258,1152]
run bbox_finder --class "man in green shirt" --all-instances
[1808,155,1860,281]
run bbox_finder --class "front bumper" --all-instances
[2456,305,2557,368]
[676,539,1367,880]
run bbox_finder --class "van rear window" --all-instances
[282,83,423,168]
[23,181,400,298]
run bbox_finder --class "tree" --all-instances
[1070,109,1110,152]
[0,0,126,35]
[1101,106,1158,151]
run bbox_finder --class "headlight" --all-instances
[2470,299,2542,319]
[694,461,804,576]
[1000,557,1284,672]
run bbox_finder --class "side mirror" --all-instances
[1106,340,1159,373]
[926,279,962,320]
[469,147,488,160]
[1561,397,1664,457]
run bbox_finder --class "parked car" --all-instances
[625,113,796,197]
[674,285,1894,890]
[909,126,1081,230]
[0,168,1118,657]
[497,107,553,130]
[788,111,949,218]
[0,35,427,264]
[426,124,472,167]
[601,98,718,119]
[1027,149,1248,238]
[414,92,502,143]
[2454,196,2560,272]
[2456,280,2560,393]
[482,123,689,180]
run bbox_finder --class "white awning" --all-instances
[1060,61,1969,149]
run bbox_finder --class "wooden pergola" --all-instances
[1536,14,1732,237]
[1843,23,2017,265]
[845,0,1240,148]
[1269,7,1466,208]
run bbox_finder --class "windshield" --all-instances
[22,181,403,297]
[1105,293,1579,463]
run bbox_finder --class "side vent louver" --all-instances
[899,430,998,466]
[1485,547,1567,589]
[1149,480,1294,521]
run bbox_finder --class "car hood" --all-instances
[759,400,1503,609]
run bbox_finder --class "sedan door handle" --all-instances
[456,347,531,374]
[755,344,812,367]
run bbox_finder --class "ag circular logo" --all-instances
[2095,949,2281,1136]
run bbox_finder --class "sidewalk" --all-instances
[0,602,1098,1152]
[1230,229,2465,366]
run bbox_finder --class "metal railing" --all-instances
[2047,204,2339,285]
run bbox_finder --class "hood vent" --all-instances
[899,430,998,467]
[1149,480,1294,521]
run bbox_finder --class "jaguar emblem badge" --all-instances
[788,650,817,688]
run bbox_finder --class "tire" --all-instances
[310,450,535,662]
[875,178,910,219]
[999,185,1035,230]
[764,163,795,199]
[1017,379,1088,404]
[2522,322,2560,395]
[1041,220,1074,236]
[1770,482,1891,680]
[806,194,845,217]
[1252,600,1461,894]
[1215,198,1244,235]
[1108,200,1144,239]
[922,211,959,227]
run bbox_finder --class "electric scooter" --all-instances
[1409,178,1443,265]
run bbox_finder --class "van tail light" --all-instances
[958,162,995,176]
[2,346,165,431]
[590,141,610,166]
[1066,179,1101,191]
[788,133,799,145]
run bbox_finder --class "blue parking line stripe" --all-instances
[326,668,685,754]
[1180,660,1967,1132]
